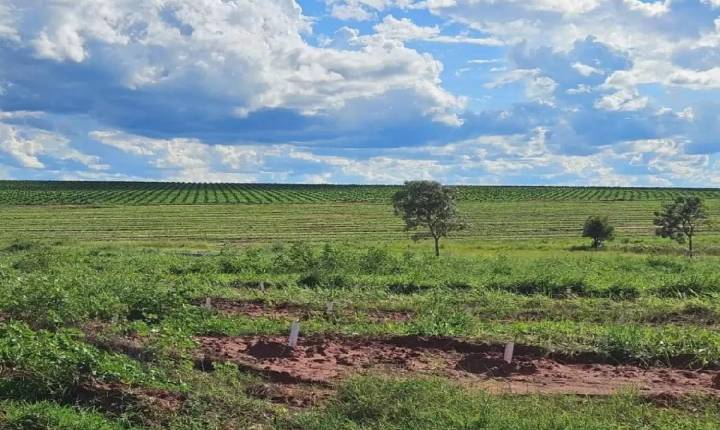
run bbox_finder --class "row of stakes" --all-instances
[203,296,516,363]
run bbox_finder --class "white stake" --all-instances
[259,281,265,292]
[288,320,300,348]
[204,297,212,309]
[325,301,334,314]
[504,342,515,364]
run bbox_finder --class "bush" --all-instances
[0,323,100,398]
[11,245,54,273]
[298,270,352,289]
[359,247,395,274]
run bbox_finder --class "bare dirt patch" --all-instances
[197,298,414,323]
[77,380,185,414]
[195,334,720,398]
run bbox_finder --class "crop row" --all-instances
[2,200,719,245]
[2,181,720,205]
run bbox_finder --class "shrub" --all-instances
[5,240,38,253]
[12,245,54,273]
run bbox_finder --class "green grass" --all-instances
[0,401,140,430]
[285,377,720,430]
[1,200,720,247]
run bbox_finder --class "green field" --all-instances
[3,180,720,205]
[1,181,720,429]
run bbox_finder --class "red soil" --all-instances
[195,334,720,398]
[78,380,185,413]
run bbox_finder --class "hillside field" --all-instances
[0,181,720,429]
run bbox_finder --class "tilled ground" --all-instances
[195,334,720,398]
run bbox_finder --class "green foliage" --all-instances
[582,215,615,249]
[406,302,476,336]
[392,181,466,256]
[286,377,720,430]
[11,244,55,273]
[2,180,720,205]
[0,323,151,399]
[654,196,707,256]
[0,401,138,430]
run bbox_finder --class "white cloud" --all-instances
[667,67,720,89]
[572,62,601,76]
[0,119,107,170]
[92,129,450,183]
[372,15,502,45]
[1,0,463,125]
[0,3,18,41]
[331,3,375,20]
[485,69,557,104]
[623,0,670,17]
[594,89,648,111]
[326,0,424,21]
[468,58,503,65]
[417,0,711,102]
[287,148,448,183]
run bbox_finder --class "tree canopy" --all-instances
[582,215,614,249]
[653,196,706,257]
[392,180,465,257]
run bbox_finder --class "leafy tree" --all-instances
[392,181,466,257]
[653,196,706,257]
[582,215,614,249]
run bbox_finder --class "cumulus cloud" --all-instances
[594,89,648,111]
[91,129,450,183]
[371,15,502,45]
[0,118,107,170]
[0,0,463,126]
[326,0,423,20]
[2,0,720,185]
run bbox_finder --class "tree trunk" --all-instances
[434,236,440,257]
[688,233,693,258]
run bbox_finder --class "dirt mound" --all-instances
[457,354,537,376]
[195,334,720,398]
[247,340,295,359]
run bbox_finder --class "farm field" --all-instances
[3,200,720,250]
[1,182,720,429]
[4,180,720,205]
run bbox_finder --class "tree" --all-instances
[392,180,466,257]
[582,215,614,249]
[653,196,706,257]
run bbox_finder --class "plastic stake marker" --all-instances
[205,297,212,309]
[288,320,300,348]
[326,301,334,314]
[260,281,265,293]
[504,342,515,364]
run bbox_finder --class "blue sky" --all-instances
[0,0,719,186]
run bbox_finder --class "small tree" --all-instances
[582,215,614,249]
[392,180,465,257]
[653,196,706,257]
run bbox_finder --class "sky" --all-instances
[0,0,719,186]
